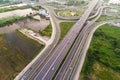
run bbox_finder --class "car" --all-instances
[69,67,72,70]
[52,67,54,70]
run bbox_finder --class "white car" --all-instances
[52,67,54,70]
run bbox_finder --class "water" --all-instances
[3,31,41,60]
[0,31,42,79]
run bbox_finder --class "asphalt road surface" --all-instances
[33,0,99,80]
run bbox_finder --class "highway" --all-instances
[32,0,99,80]
[14,0,62,80]
[70,7,108,80]
[67,6,116,80]
[12,0,120,80]
[66,9,104,80]
[88,7,102,20]
[54,6,104,80]
[70,19,120,80]
[15,0,99,80]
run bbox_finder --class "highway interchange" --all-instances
[54,5,107,80]
[14,0,120,80]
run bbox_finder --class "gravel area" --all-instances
[25,19,50,32]
[0,8,36,18]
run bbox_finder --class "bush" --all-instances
[0,5,31,13]
[81,24,120,80]
[39,24,52,37]
[0,16,25,27]
[31,6,42,11]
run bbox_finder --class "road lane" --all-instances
[34,0,99,80]
[68,7,105,80]
[55,5,106,80]
[54,6,103,80]
[15,1,61,80]
[15,0,100,80]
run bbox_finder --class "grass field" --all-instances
[39,24,52,37]
[66,0,88,6]
[0,5,42,13]
[59,10,83,17]
[96,15,118,22]
[0,16,25,27]
[39,22,75,39]
[0,0,10,4]
[0,5,31,13]
[31,6,42,11]
[80,24,120,80]
[60,22,75,40]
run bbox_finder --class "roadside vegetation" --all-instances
[0,16,25,27]
[66,0,88,6]
[31,6,42,11]
[39,24,52,37]
[0,14,39,27]
[54,9,61,14]
[60,22,75,40]
[58,9,83,17]
[80,24,120,80]
[39,22,75,40]
[0,0,21,5]
[96,15,118,22]
[0,5,31,13]
[47,2,61,6]
[0,0,10,5]
[0,5,42,13]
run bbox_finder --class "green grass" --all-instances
[39,24,52,37]
[60,22,75,40]
[59,10,83,17]
[66,0,88,6]
[80,24,120,80]
[0,0,10,4]
[31,6,42,11]
[0,15,36,27]
[39,22,75,39]
[0,5,31,13]
[0,5,42,13]
[54,9,61,14]
[0,16,25,27]
[97,15,118,22]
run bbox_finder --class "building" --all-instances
[109,0,120,4]
[39,9,50,20]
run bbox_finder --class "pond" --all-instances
[0,31,43,79]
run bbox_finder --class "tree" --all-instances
[114,48,120,54]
